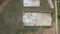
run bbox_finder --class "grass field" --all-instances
[57,0,60,34]
[0,0,56,34]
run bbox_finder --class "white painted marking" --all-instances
[23,13,52,26]
[23,0,40,7]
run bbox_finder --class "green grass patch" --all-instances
[15,29,37,34]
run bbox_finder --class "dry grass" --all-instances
[0,0,56,34]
